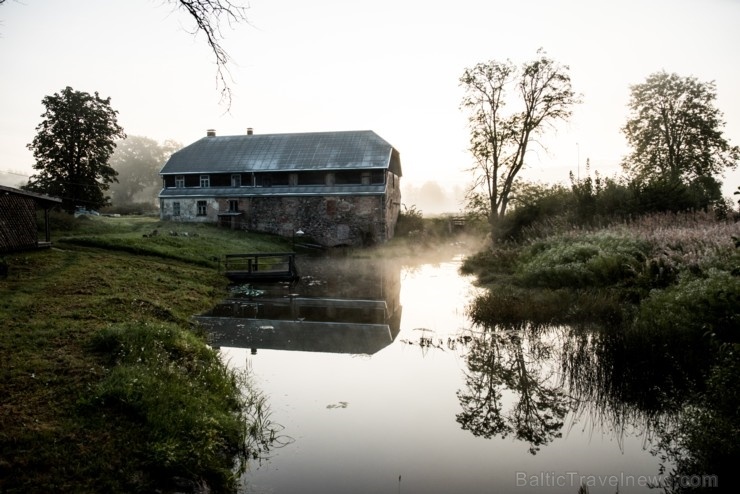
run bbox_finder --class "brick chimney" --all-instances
[247,128,254,135]
[206,129,216,137]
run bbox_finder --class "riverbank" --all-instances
[460,211,740,490]
[0,216,290,492]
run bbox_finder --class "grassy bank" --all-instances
[0,216,290,492]
[462,212,739,327]
[460,211,740,488]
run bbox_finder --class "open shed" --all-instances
[0,185,62,253]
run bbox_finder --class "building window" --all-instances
[231,174,241,187]
[300,171,325,185]
[175,175,185,188]
[197,200,207,216]
[361,172,371,185]
[173,202,180,216]
[200,175,210,188]
[229,199,239,212]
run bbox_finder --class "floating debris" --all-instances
[230,284,266,297]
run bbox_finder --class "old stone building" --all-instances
[159,129,402,247]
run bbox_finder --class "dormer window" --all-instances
[175,175,184,188]
[200,175,210,188]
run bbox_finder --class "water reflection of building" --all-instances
[196,256,402,355]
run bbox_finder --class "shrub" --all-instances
[515,234,650,289]
[395,204,425,237]
[496,184,572,242]
[630,269,740,346]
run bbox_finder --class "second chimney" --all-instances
[247,128,254,136]
[206,129,216,137]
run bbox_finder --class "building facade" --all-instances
[159,130,402,247]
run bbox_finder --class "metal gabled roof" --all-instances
[160,130,402,176]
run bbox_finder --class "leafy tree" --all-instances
[460,49,579,242]
[109,136,181,205]
[622,71,739,186]
[26,87,125,213]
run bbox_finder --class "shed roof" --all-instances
[0,185,62,207]
[160,130,402,176]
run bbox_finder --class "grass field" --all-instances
[0,216,291,492]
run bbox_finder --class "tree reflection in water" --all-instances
[455,320,691,456]
[455,307,739,492]
[456,323,570,454]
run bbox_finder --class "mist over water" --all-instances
[202,249,668,494]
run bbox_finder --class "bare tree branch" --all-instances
[170,0,251,109]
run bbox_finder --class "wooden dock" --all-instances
[221,253,299,283]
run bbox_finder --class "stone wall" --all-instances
[247,195,385,247]
[160,197,219,223]
[382,171,402,242]
[159,171,401,246]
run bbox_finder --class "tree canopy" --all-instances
[460,50,579,241]
[108,136,181,205]
[26,86,125,213]
[622,71,739,185]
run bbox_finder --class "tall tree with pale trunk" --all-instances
[460,50,579,241]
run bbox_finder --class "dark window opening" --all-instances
[371,170,385,184]
[299,171,327,185]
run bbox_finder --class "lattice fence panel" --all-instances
[0,195,38,253]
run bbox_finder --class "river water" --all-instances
[199,248,664,494]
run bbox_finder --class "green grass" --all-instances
[0,216,290,493]
[55,215,292,267]
[515,233,651,289]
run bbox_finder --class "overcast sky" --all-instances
[1,0,739,199]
